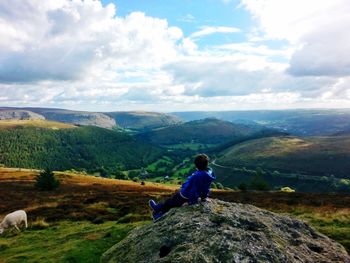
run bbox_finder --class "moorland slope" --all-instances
[217,135,350,178]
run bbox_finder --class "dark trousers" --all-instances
[159,192,188,213]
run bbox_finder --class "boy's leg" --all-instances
[159,192,187,214]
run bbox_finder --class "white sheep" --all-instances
[0,210,27,234]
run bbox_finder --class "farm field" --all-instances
[0,168,349,262]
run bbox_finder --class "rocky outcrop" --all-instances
[101,199,349,263]
[0,107,117,129]
[0,110,45,120]
[40,111,117,129]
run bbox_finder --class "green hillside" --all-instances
[217,135,350,178]
[137,118,265,146]
[106,111,182,132]
[0,126,162,173]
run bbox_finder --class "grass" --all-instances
[146,157,173,172]
[288,207,350,252]
[0,221,145,263]
[0,120,75,130]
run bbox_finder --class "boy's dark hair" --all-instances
[194,154,209,170]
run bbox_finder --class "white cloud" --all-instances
[0,0,349,111]
[240,0,350,78]
[179,14,196,23]
[190,26,240,39]
[0,0,184,83]
[215,42,293,59]
[164,56,335,99]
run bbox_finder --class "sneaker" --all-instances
[149,199,160,212]
[152,211,164,222]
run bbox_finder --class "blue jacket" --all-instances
[180,168,216,204]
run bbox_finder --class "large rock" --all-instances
[101,199,349,263]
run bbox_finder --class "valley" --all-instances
[1,108,350,194]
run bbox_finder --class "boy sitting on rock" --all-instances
[149,154,216,221]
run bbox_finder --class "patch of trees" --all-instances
[0,126,163,175]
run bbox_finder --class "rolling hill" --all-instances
[106,111,182,132]
[137,118,268,146]
[172,109,350,136]
[0,123,162,172]
[216,135,350,178]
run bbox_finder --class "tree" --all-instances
[250,175,270,191]
[216,182,224,189]
[238,182,247,191]
[35,169,60,191]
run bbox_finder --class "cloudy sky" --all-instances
[1,0,350,112]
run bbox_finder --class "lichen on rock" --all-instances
[101,199,350,263]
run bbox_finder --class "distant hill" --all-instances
[137,118,266,146]
[106,111,182,132]
[216,135,350,178]
[172,109,350,136]
[0,109,45,120]
[0,107,117,129]
[0,125,162,172]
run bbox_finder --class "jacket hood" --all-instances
[197,168,216,180]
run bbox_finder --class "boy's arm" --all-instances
[200,185,211,201]
[200,175,216,201]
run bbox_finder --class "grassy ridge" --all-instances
[0,120,75,130]
[217,135,350,178]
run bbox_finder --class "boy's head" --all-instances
[194,154,209,170]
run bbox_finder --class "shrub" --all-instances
[238,182,247,191]
[250,175,270,191]
[211,182,217,189]
[132,177,140,182]
[216,182,224,189]
[31,218,50,230]
[272,171,280,177]
[35,169,60,191]
[256,167,264,176]
[280,186,295,193]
